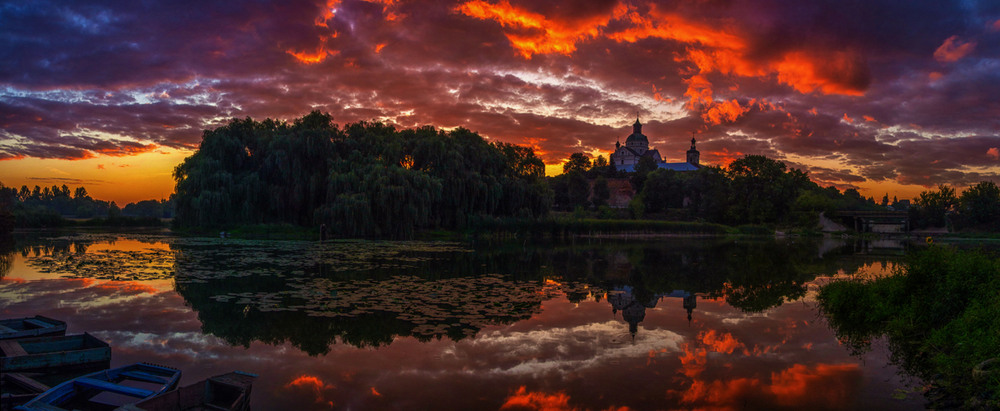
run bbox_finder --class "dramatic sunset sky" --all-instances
[1,0,999,204]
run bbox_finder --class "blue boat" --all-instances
[0,316,66,340]
[0,333,111,373]
[15,363,181,411]
[118,371,257,411]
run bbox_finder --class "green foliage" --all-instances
[629,156,660,191]
[628,196,645,219]
[819,247,1000,406]
[173,112,551,238]
[910,184,958,229]
[956,181,1000,231]
[592,176,610,207]
[562,152,591,174]
[726,155,807,224]
[641,169,683,213]
[566,171,591,209]
[591,155,608,170]
[0,184,15,233]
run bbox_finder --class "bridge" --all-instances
[833,210,909,233]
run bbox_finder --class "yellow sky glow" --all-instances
[0,149,192,205]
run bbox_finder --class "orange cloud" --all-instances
[315,0,340,28]
[671,362,861,409]
[703,99,752,125]
[500,386,575,411]
[987,147,999,160]
[458,1,867,116]
[457,0,620,58]
[608,8,743,49]
[698,329,744,354]
[286,45,336,64]
[95,143,158,157]
[769,363,860,407]
[992,19,1000,32]
[285,374,335,406]
[772,50,867,96]
[707,148,743,166]
[934,35,976,62]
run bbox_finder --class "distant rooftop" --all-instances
[615,162,700,172]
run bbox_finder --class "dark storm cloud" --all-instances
[1,0,997,192]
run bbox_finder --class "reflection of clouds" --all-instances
[0,236,924,409]
[0,277,173,308]
[285,374,336,408]
[94,331,225,360]
[465,320,684,377]
[500,386,574,410]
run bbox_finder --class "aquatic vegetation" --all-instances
[205,274,604,341]
[819,246,1000,408]
[15,233,858,357]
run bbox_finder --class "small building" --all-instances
[610,119,701,172]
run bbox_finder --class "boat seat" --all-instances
[6,373,50,392]
[75,378,155,398]
[119,370,168,384]
[23,319,51,328]
[0,340,28,356]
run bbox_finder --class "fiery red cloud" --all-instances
[1,0,999,200]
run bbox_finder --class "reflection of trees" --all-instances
[172,241,551,355]
[542,237,855,313]
[172,237,886,353]
[0,235,14,279]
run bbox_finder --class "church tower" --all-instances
[686,137,700,165]
[625,118,649,152]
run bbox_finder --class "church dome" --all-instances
[625,119,648,147]
[625,132,648,145]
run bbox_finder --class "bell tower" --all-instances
[686,137,700,165]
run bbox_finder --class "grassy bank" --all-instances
[818,246,1000,408]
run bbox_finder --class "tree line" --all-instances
[908,182,1000,231]
[4,111,997,236]
[550,152,885,226]
[0,183,174,229]
[172,111,550,238]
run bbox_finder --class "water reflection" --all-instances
[160,237,886,353]
[0,235,14,279]
[0,233,930,409]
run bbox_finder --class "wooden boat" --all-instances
[16,363,181,410]
[118,371,257,411]
[0,316,66,340]
[1,373,49,411]
[0,333,110,372]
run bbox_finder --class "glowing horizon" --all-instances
[1,0,998,205]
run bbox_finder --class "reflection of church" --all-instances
[610,119,701,172]
[609,287,698,339]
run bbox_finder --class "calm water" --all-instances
[0,232,924,410]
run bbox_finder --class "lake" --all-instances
[0,232,925,410]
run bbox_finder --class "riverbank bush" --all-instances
[818,246,1000,407]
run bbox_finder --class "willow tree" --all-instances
[173,112,551,238]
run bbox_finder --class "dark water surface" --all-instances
[0,233,924,410]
